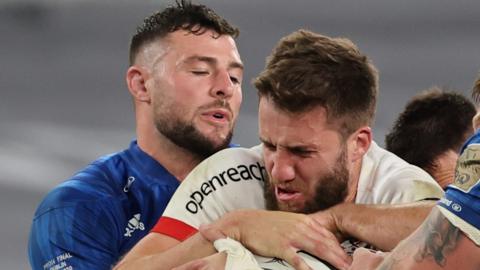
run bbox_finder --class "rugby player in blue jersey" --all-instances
[27,1,243,269]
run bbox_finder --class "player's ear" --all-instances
[126,65,151,103]
[472,111,480,131]
[348,126,372,162]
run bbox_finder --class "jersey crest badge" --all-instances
[454,144,480,192]
[124,213,145,237]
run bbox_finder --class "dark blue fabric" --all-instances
[438,130,480,230]
[28,140,180,270]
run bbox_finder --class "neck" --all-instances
[344,158,363,203]
[430,150,458,189]
[138,135,202,181]
[136,114,202,181]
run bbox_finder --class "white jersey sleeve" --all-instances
[356,141,444,204]
[151,145,266,241]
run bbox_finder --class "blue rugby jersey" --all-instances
[438,130,480,237]
[28,140,180,270]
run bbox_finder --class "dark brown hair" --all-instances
[129,0,238,65]
[385,87,475,175]
[254,29,378,137]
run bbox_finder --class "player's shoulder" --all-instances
[34,152,128,216]
[211,144,263,160]
[460,130,480,152]
[368,141,433,178]
[186,144,264,182]
[447,134,480,196]
[361,141,443,202]
[200,144,264,168]
[440,131,480,196]
[178,144,266,192]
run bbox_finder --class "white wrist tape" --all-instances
[213,237,262,270]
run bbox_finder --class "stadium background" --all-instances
[1,0,479,268]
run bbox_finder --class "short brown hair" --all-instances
[254,29,378,137]
[473,73,480,104]
[129,0,239,65]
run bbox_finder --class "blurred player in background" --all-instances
[386,88,475,188]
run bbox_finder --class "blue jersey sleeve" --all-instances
[28,196,122,270]
[437,131,480,244]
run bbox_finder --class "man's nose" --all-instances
[270,151,295,183]
[210,70,234,99]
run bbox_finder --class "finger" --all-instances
[307,241,350,270]
[199,224,227,242]
[172,259,207,270]
[349,248,385,270]
[301,230,350,270]
[323,239,351,269]
[353,247,384,256]
[283,247,312,270]
[319,247,351,270]
[290,224,350,265]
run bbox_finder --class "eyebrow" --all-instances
[260,137,316,151]
[259,137,270,145]
[184,55,244,70]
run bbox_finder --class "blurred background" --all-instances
[1,0,479,268]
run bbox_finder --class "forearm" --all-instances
[375,207,480,270]
[115,233,217,270]
[331,201,435,251]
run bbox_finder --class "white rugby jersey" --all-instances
[152,142,444,269]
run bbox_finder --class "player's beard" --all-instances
[154,107,233,160]
[264,148,349,214]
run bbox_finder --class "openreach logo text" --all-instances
[185,162,266,214]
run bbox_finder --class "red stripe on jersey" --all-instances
[151,216,198,241]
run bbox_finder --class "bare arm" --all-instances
[114,233,217,270]
[171,252,227,270]
[325,201,435,251]
[200,202,435,269]
[115,201,434,270]
[349,207,480,270]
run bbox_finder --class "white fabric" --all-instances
[254,253,332,270]
[162,142,444,269]
[213,237,332,270]
[162,144,266,230]
[213,238,262,270]
[355,141,444,204]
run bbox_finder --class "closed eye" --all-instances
[262,141,276,151]
[191,70,209,75]
[289,148,314,157]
